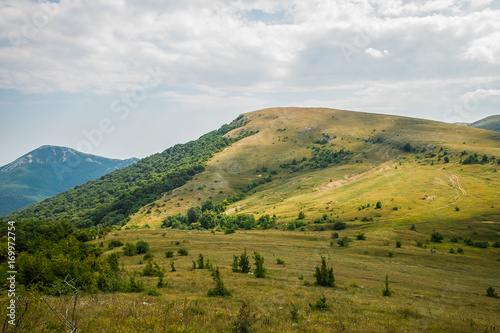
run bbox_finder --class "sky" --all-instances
[0,0,499,166]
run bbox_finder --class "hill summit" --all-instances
[0,145,138,216]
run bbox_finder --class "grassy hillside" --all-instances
[130,107,500,228]
[469,115,500,132]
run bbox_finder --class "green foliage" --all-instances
[382,274,392,297]
[462,153,480,165]
[396,241,402,248]
[473,241,489,249]
[486,286,499,298]
[289,302,300,322]
[356,233,366,240]
[107,252,120,272]
[253,252,266,278]
[309,296,331,311]
[375,201,382,209]
[123,243,137,256]
[331,232,339,239]
[135,241,150,254]
[207,267,231,297]
[493,241,500,248]
[170,261,176,272]
[276,258,285,265]
[314,256,335,287]
[455,206,460,212]
[144,287,161,296]
[298,211,306,220]
[232,255,240,273]
[178,248,189,256]
[238,249,251,273]
[165,250,174,258]
[125,274,145,293]
[196,254,205,269]
[410,224,418,231]
[108,239,124,249]
[142,260,157,276]
[333,221,347,230]
[143,252,154,261]
[430,231,444,243]
[337,237,352,247]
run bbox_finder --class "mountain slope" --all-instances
[128,107,500,228]
[3,117,252,226]
[0,146,139,216]
[469,114,500,132]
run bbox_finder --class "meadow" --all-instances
[4,225,499,332]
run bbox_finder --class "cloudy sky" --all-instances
[1,0,499,166]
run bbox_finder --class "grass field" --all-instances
[4,226,499,332]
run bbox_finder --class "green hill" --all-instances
[469,115,500,132]
[129,107,500,230]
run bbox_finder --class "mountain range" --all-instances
[0,145,138,216]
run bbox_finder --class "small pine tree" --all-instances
[382,274,392,296]
[232,255,240,272]
[376,201,382,209]
[207,267,231,297]
[239,249,251,273]
[486,286,499,298]
[170,261,176,272]
[197,254,205,269]
[298,211,306,220]
[155,263,168,288]
[253,251,266,278]
[314,256,335,287]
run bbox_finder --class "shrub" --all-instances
[232,255,240,273]
[207,267,231,297]
[455,206,460,212]
[178,248,189,256]
[450,236,459,243]
[375,201,382,209]
[314,256,335,287]
[136,240,150,254]
[232,300,255,332]
[196,254,205,269]
[108,240,124,249]
[486,287,499,298]
[143,252,154,261]
[356,233,366,240]
[473,241,489,249]
[382,274,392,297]
[395,241,402,248]
[493,241,500,248]
[331,232,339,239]
[239,249,251,273]
[430,231,444,243]
[165,250,174,258]
[224,227,235,234]
[253,252,266,278]
[276,258,285,265]
[298,211,306,220]
[142,260,157,276]
[107,252,120,272]
[309,296,330,311]
[123,243,137,256]
[415,240,425,248]
[170,261,176,272]
[388,252,394,257]
[337,237,351,247]
[410,224,418,231]
[144,287,161,296]
[333,221,347,230]
[449,248,456,254]
[125,275,145,293]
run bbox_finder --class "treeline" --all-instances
[4,115,254,228]
[162,197,276,232]
[0,220,116,294]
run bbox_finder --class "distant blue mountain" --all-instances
[0,145,138,216]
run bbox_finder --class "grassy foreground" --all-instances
[3,227,499,332]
